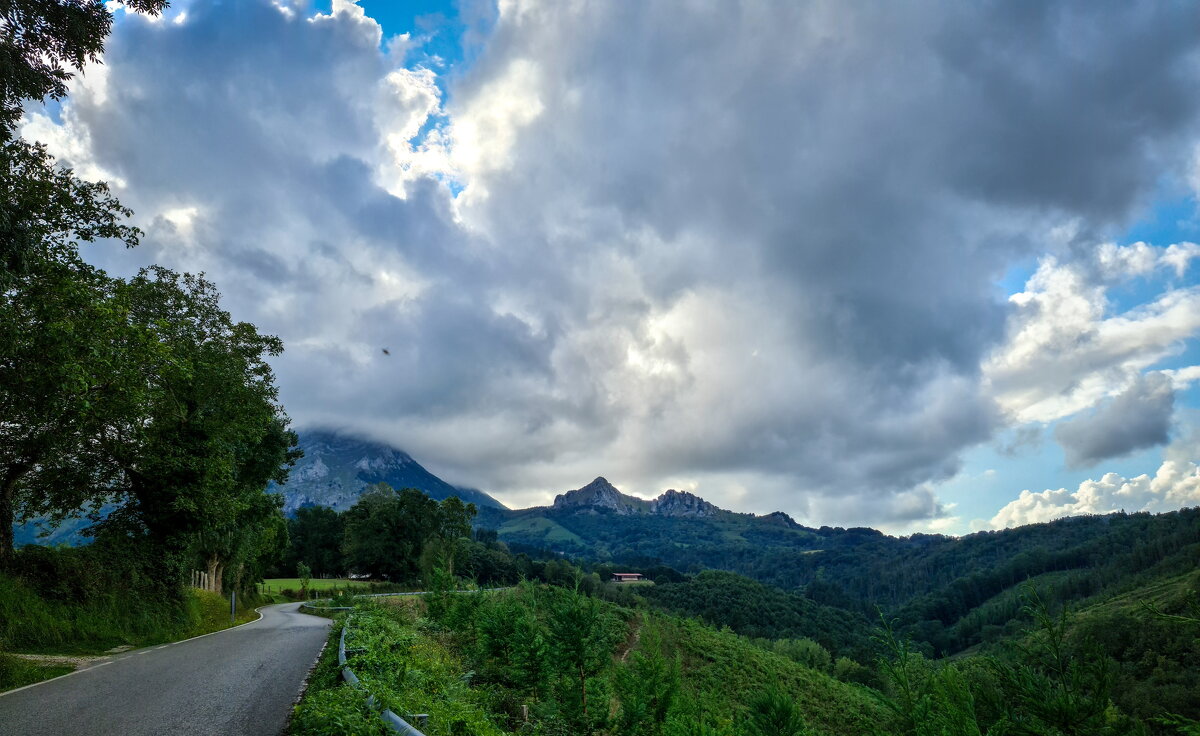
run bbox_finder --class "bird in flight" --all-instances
[382,348,391,356]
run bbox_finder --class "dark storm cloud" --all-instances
[447,0,1200,516]
[1055,373,1175,468]
[30,0,1200,524]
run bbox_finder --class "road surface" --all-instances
[0,602,331,736]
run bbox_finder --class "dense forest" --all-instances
[274,494,1200,733]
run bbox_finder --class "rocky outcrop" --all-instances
[550,479,720,518]
[552,477,646,515]
[650,489,718,517]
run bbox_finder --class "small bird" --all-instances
[382,348,391,356]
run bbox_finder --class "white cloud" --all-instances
[985,247,1200,425]
[989,458,1200,529]
[19,0,1200,525]
[1163,242,1200,278]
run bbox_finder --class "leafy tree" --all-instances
[297,562,312,598]
[471,586,551,693]
[544,585,621,733]
[90,267,298,584]
[342,484,438,581]
[773,638,832,673]
[0,261,135,565]
[0,0,168,136]
[286,506,345,578]
[418,496,477,580]
[0,140,142,281]
[1,0,165,278]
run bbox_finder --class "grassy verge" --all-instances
[0,653,74,693]
[290,618,390,735]
[292,606,507,736]
[185,589,262,638]
[0,582,263,692]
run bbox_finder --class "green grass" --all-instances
[0,653,74,693]
[259,578,427,604]
[292,609,507,736]
[262,578,370,592]
[185,589,260,637]
[497,516,585,545]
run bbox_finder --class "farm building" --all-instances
[611,572,645,583]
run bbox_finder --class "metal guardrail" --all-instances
[339,617,428,736]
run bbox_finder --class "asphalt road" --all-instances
[0,602,332,736]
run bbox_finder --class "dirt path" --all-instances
[618,614,643,662]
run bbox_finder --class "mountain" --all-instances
[481,478,1200,653]
[271,429,505,514]
[476,475,831,564]
[545,477,723,517]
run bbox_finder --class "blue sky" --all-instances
[29,0,1200,532]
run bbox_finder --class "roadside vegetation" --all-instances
[292,582,884,736]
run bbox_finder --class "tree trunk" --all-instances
[580,664,588,718]
[206,554,224,595]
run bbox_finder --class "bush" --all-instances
[291,686,387,736]
[775,638,832,673]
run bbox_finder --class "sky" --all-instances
[22,0,1200,534]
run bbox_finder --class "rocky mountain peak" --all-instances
[552,477,640,514]
[552,473,624,509]
[651,489,718,517]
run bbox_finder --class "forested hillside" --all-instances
[293,583,888,736]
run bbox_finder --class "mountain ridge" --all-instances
[545,476,723,518]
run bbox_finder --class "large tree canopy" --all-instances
[1,0,297,589]
[342,484,477,582]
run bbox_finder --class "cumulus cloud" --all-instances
[985,246,1200,426]
[988,457,1200,529]
[21,0,1200,525]
[1054,372,1175,467]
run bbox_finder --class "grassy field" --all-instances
[186,589,261,637]
[261,578,369,593]
[258,578,426,604]
[497,515,585,545]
